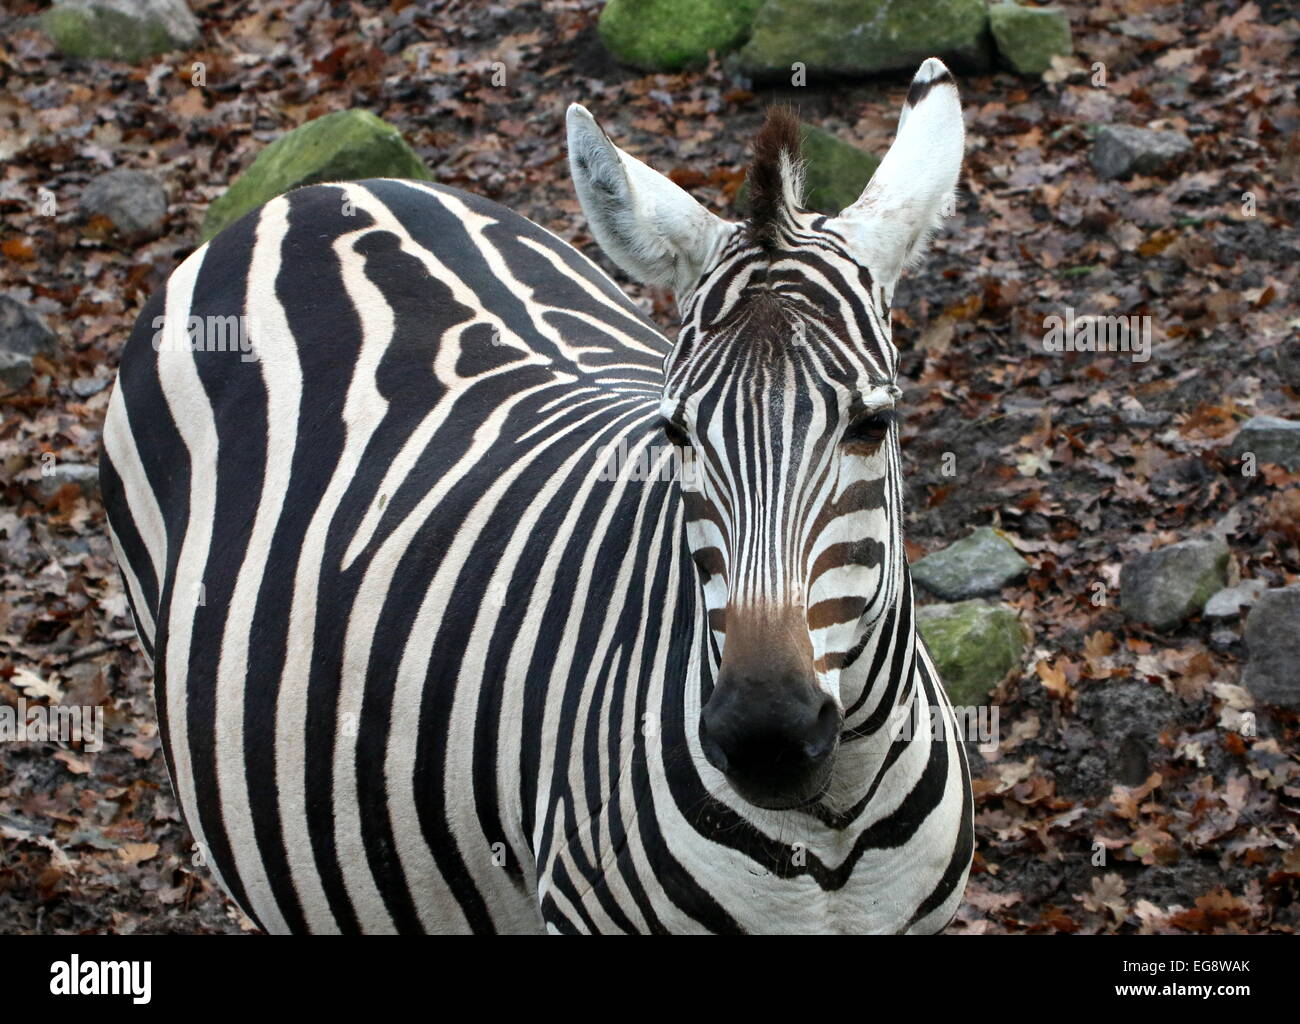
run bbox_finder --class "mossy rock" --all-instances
[735,123,880,216]
[917,599,1026,705]
[988,3,1072,76]
[598,0,765,73]
[738,0,992,79]
[43,0,200,63]
[202,110,432,241]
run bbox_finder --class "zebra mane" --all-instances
[746,106,805,253]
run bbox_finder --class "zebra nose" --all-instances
[699,682,841,805]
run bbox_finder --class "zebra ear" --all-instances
[830,58,964,307]
[567,104,733,299]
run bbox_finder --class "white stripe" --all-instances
[212,200,297,935]
[102,383,167,607]
[154,241,241,905]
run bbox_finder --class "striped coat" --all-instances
[103,59,973,933]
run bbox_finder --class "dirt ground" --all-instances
[1,0,1297,933]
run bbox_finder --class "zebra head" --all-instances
[568,59,964,811]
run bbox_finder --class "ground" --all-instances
[0,0,1297,934]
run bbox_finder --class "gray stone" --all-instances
[916,600,1026,705]
[1120,535,1229,631]
[1274,337,1300,389]
[0,351,34,390]
[1203,579,1268,621]
[988,3,1072,76]
[82,169,168,237]
[43,0,199,63]
[71,376,110,398]
[737,0,992,79]
[31,462,100,502]
[1119,407,1172,429]
[1209,627,1239,652]
[911,526,1030,601]
[0,295,57,358]
[1091,124,1193,180]
[1242,584,1300,708]
[1228,414,1300,472]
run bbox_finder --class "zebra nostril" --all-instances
[699,725,730,774]
[802,699,841,762]
[698,699,731,773]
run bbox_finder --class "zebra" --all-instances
[101,56,973,934]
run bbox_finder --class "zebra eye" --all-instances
[661,418,690,448]
[843,411,896,448]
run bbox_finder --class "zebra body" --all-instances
[103,60,973,933]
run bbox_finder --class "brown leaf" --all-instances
[118,842,160,867]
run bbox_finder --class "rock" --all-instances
[82,169,168,238]
[1208,627,1239,653]
[1120,535,1228,631]
[1242,585,1300,708]
[31,462,101,502]
[1090,124,1193,181]
[1118,407,1172,429]
[738,0,991,80]
[736,123,880,215]
[598,0,764,72]
[797,125,881,213]
[1274,336,1300,389]
[988,3,1072,76]
[71,376,111,398]
[1076,680,1177,787]
[917,600,1025,705]
[911,526,1030,601]
[201,110,433,241]
[0,351,34,390]
[0,296,57,358]
[43,0,200,63]
[1203,579,1267,621]
[1228,414,1300,472]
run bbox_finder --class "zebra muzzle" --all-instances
[698,675,841,810]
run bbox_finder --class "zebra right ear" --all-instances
[567,104,734,300]
[830,58,964,308]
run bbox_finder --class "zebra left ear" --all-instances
[567,104,734,300]
[830,58,965,307]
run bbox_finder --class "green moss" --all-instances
[44,5,181,62]
[917,600,1026,705]
[738,0,992,79]
[1188,548,1231,612]
[735,123,879,216]
[799,125,881,213]
[988,3,1072,76]
[599,0,765,72]
[202,110,432,241]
